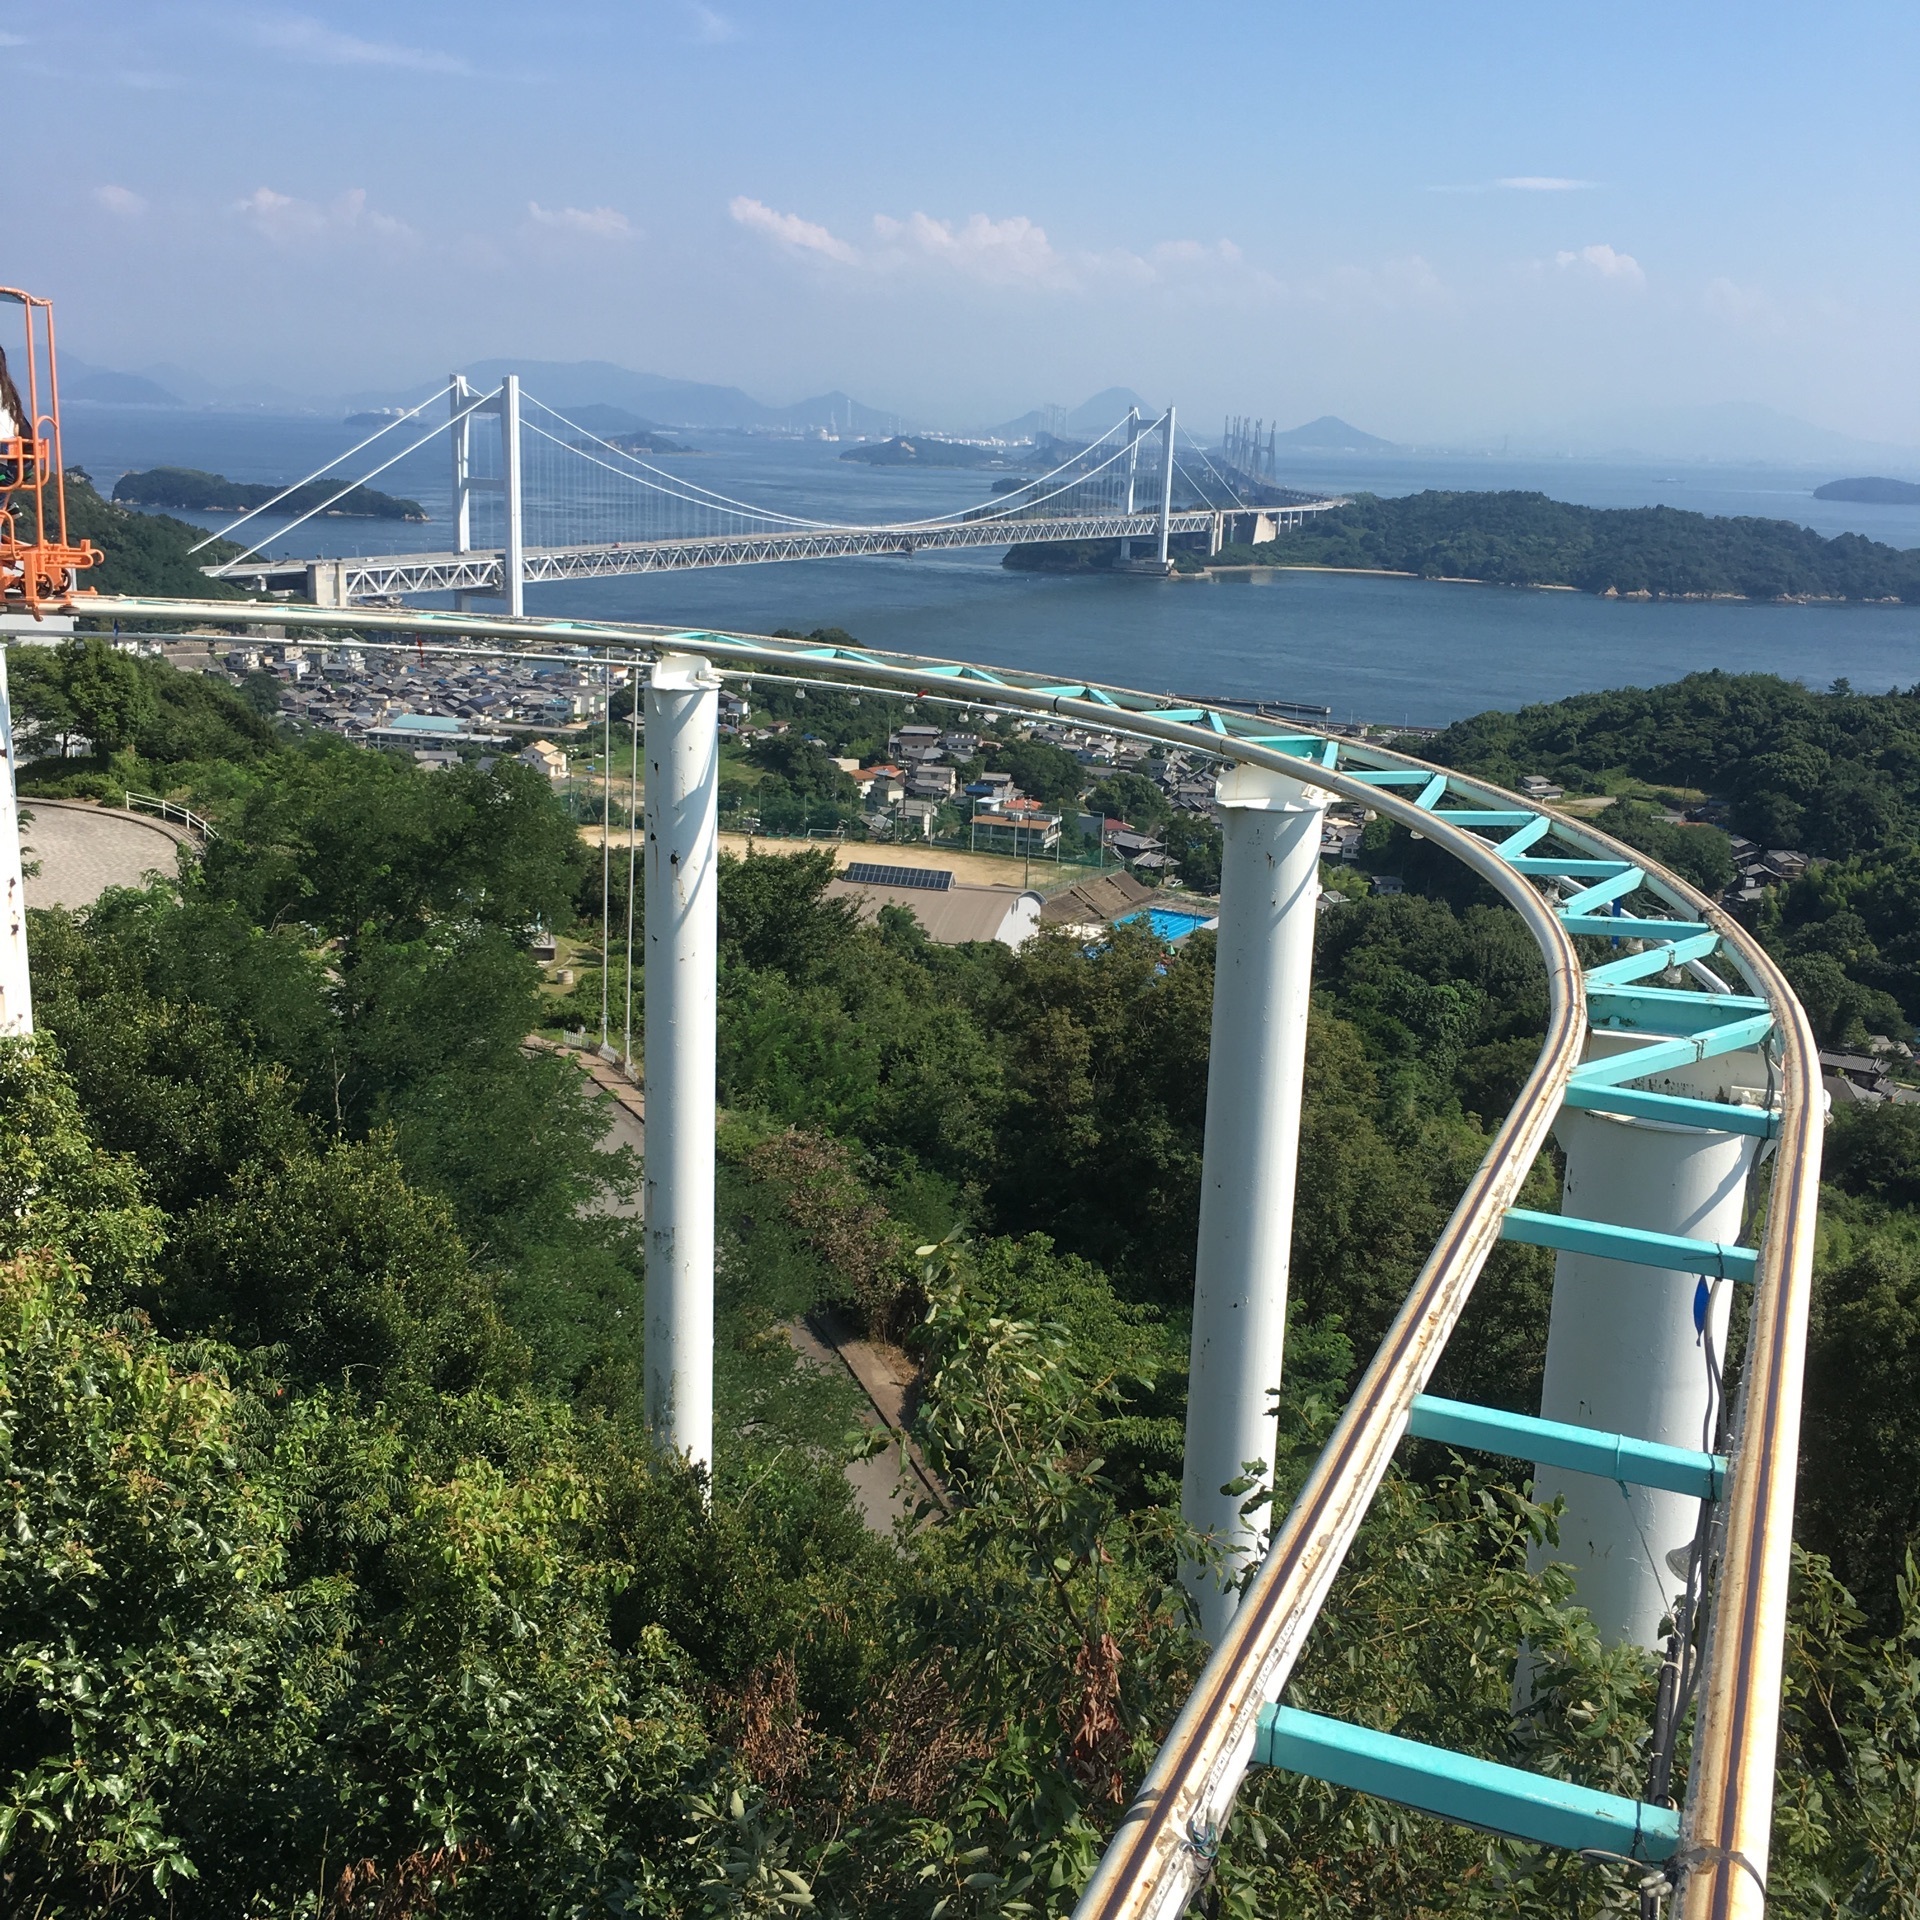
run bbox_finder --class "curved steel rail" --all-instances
[76,595,1819,1917]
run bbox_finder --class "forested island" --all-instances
[5,599,1919,1910]
[1007,488,1920,600]
[113,464,428,521]
[1815,475,1920,504]
[59,470,247,596]
[841,434,1019,468]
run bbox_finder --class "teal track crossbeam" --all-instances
[1561,1080,1780,1137]
[1588,984,1772,1033]
[1434,808,1536,828]
[1253,1706,1682,1863]
[1501,1206,1759,1281]
[1582,933,1722,986]
[1406,1393,1725,1497]
[1507,857,1636,878]
[1568,1015,1776,1087]
[1560,913,1712,941]
[1559,867,1646,915]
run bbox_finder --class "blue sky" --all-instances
[19,1,1920,441]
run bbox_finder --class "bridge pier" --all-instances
[1527,1039,1770,1655]
[642,651,722,1475]
[1182,760,1327,1642]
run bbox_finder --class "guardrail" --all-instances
[124,790,220,843]
[81,593,1819,1920]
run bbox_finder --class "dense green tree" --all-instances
[993,735,1089,808]
[1086,769,1169,828]
[61,634,155,753]
[1159,810,1221,890]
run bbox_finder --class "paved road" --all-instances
[22,801,194,910]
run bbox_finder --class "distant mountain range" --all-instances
[49,351,1920,472]
[59,357,186,408]
[979,388,1154,441]
[1269,415,1399,452]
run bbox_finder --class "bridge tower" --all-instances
[448,373,526,616]
[1116,408,1142,565]
[1156,405,1176,571]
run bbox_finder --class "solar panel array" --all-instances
[844,863,955,891]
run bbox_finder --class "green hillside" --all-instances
[1224,488,1920,600]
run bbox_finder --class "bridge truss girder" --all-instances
[214,506,1332,605]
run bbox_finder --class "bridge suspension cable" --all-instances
[185,387,454,555]
[213,386,498,573]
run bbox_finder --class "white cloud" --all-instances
[92,184,148,218]
[0,30,27,46]
[251,16,468,75]
[529,201,635,241]
[729,195,858,264]
[687,4,739,42]
[872,210,1063,285]
[234,186,414,248]
[1555,242,1645,288]
[731,195,1267,300]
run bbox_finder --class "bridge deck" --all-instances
[211,501,1346,604]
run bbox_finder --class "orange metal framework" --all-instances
[0,288,99,614]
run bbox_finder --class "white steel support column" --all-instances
[1528,1041,1770,1655]
[0,653,30,1036]
[499,373,525,617]
[1182,760,1328,1641]
[1156,406,1177,570]
[1118,407,1141,564]
[642,652,721,1475]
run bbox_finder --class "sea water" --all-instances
[63,406,1920,727]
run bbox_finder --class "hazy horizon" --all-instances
[18,2,1920,453]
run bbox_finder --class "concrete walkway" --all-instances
[23,800,194,910]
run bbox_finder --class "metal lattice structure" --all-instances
[77,592,1821,1919]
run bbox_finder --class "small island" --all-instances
[605,429,694,456]
[1814,476,1920,505]
[841,435,1017,469]
[112,466,428,522]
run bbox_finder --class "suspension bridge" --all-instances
[196,379,1349,608]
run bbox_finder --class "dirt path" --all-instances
[528,1034,939,1536]
[578,822,1102,894]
